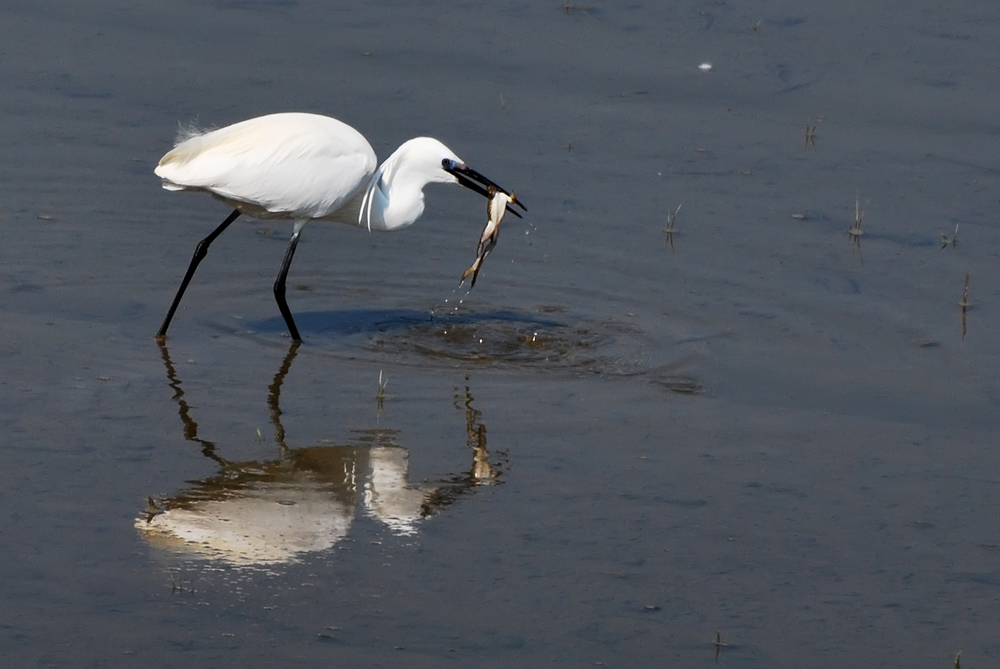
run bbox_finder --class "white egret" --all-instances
[153,112,526,342]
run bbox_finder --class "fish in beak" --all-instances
[442,159,528,219]
[461,186,522,288]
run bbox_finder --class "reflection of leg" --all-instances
[156,340,229,467]
[267,342,300,452]
[157,209,242,339]
[273,221,307,342]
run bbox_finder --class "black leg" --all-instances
[273,227,304,342]
[156,209,242,340]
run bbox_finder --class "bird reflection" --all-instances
[136,343,502,567]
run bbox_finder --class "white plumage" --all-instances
[156,113,377,222]
[154,112,525,342]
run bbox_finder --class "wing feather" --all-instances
[155,113,377,219]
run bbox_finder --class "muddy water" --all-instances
[3,1,1000,666]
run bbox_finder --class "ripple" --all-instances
[252,304,703,382]
[371,315,609,370]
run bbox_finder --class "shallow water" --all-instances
[3,1,1000,666]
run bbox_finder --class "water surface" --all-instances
[2,1,1000,666]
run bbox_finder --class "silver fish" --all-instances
[461,186,521,288]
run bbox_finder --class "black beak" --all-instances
[443,159,528,218]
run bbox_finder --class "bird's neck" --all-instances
[355,176,424,232]
[381,182,425,230]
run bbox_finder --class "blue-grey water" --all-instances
[3,1,1000,666]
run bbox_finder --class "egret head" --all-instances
[388,137,464,186]
[363,137,526,231]
[384,137,525,210]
